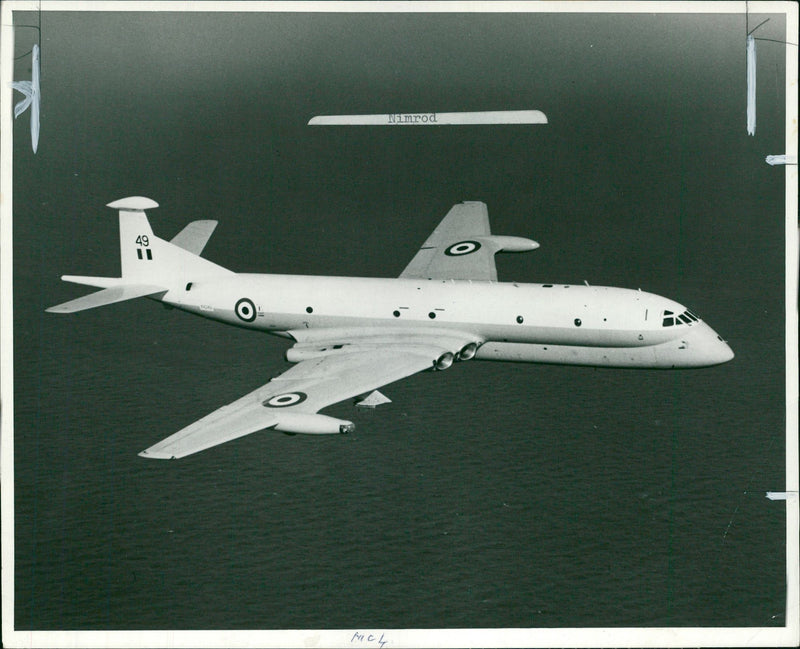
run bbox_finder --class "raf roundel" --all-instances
[444,240,482,257]
[235,298,257,322]
[263,392,308,408]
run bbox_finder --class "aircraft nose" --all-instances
[717,337,735,364]
[690,322,734,366]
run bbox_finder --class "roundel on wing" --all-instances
[444,240,481,256]
[235,298,257,322]
[263,392,308,408]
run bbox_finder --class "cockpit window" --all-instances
[662,309,698,327]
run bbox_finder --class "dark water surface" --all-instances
[11,9,788,631]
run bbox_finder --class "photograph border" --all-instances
[1,2,797,647]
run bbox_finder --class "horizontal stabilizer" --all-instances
[60,275,121,289]
[46,284,165,313]
[170,220,218,255]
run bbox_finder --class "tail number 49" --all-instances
[135,235,152,260]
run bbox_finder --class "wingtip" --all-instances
[138,449,177,460]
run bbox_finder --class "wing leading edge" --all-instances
[139,330,479,459]
[399,202,539,281]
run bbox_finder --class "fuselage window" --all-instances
[662,317,674,327]
[679,314,691,324]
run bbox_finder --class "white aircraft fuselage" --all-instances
[169,274,733,369]
[48,197,734,457]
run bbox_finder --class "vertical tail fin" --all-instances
[47,197,233,314]
[107,196,233,285]
[109,196,159,279]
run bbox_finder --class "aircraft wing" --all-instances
[139,330,477,459]
[399,202,538,281]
